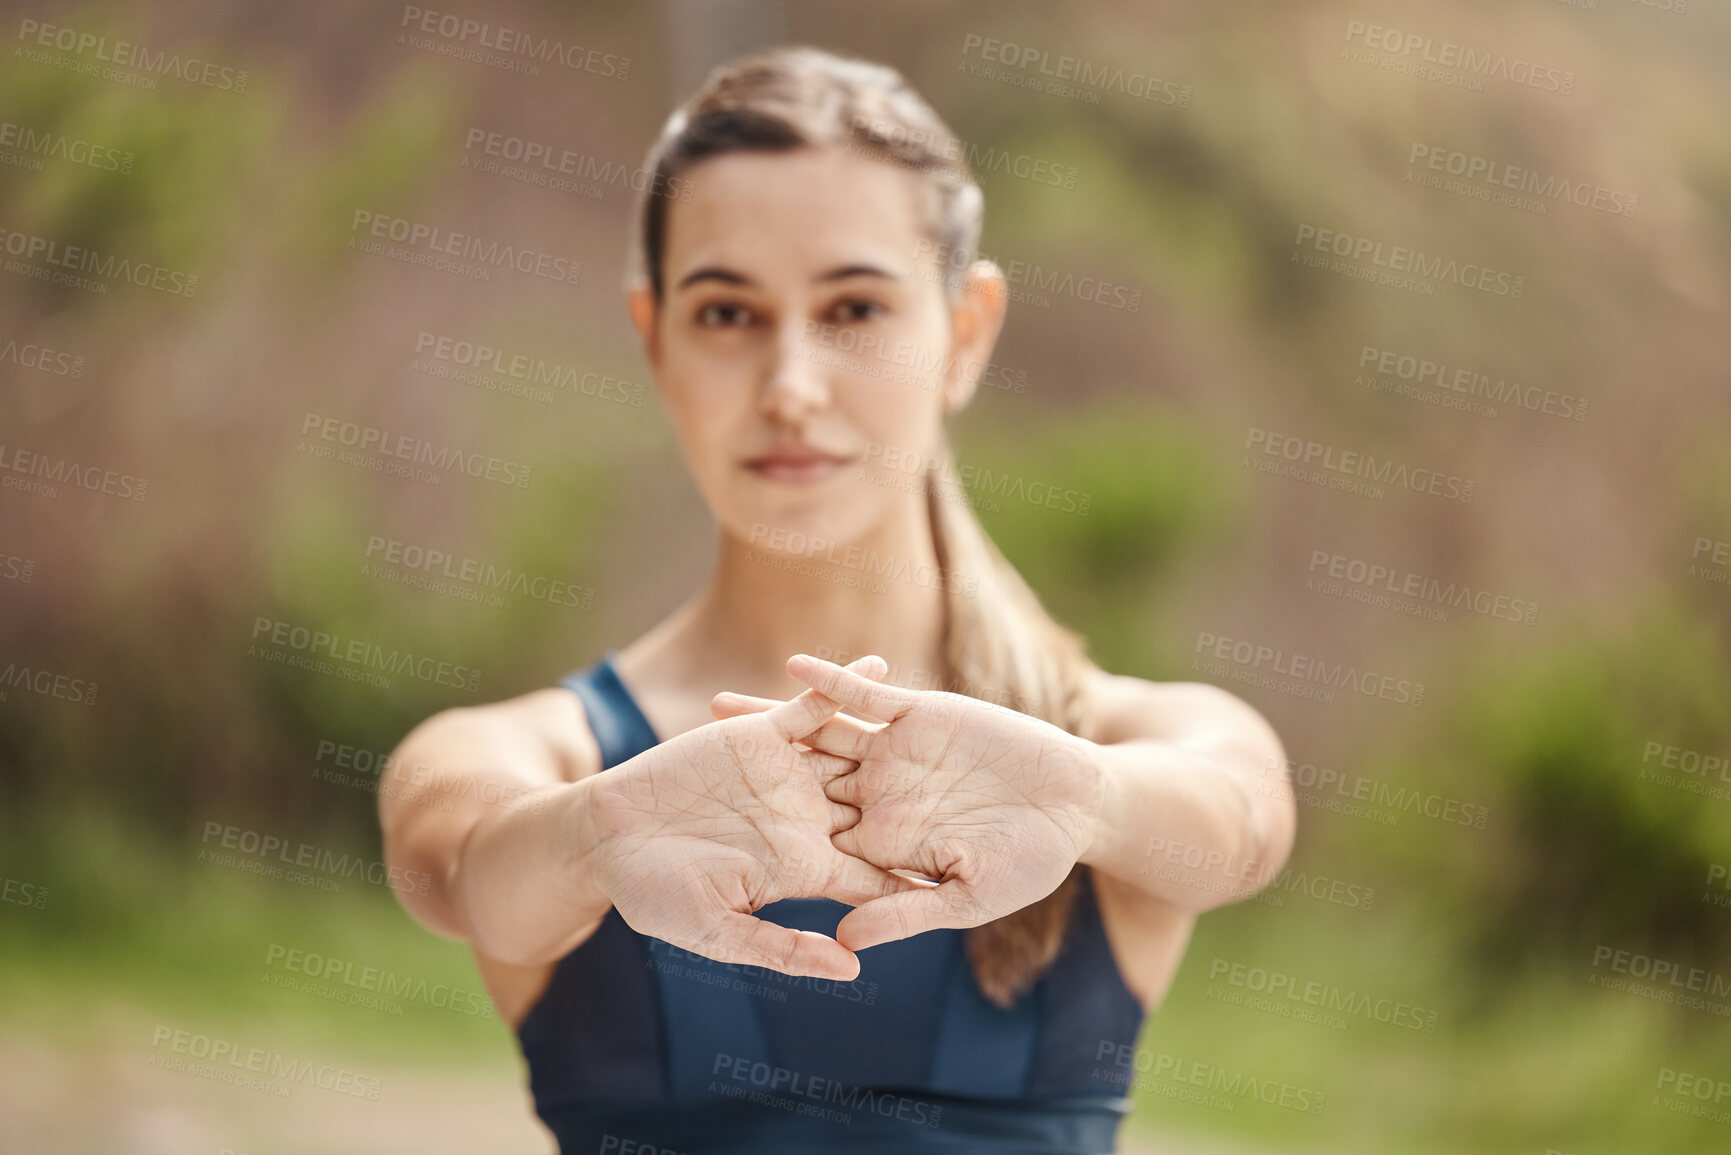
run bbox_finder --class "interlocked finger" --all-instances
[828,799,861,833]
[713,655,888,724]
[822,759,915,808]
[819,846,931,908]
[795,747,858,783]
[794,714,878,761]
[786,654,918,723]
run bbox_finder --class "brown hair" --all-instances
[631,45,1099,1007]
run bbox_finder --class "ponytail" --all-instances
[926,455,1100,1007]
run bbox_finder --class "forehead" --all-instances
[663,146,930,282]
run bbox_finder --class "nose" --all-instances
[759,318,830,425]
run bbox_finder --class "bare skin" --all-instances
[379,145,1296,1029]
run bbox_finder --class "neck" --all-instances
[651,500,953,701]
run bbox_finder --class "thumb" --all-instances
[697,912,862,981]
[833,881,984,952]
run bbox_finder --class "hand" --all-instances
[713,654,1106,951]
[584,657,921,980]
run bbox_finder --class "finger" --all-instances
[794,715,877,761]
[834,883,983,951]
[841,653,890,682]
[825,773,862,808]
[697,914,860,981]
[710,691,776,720]
[796,747,857,782]
[829,800,861,832]
[818,848,932,908]
[830,823,864,860]
[714,702,884,740]
[710,683,885,720]
[786,654,917,723]
[752,654,887,739]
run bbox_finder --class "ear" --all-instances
[626,278,661,372]
[941,259,1008,414]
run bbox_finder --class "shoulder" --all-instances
[400,683,602,784]
[1080,667,1285,765]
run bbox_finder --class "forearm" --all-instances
[1077,737,1296,912]
[452,774,614,966]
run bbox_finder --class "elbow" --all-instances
[1234,738,1297,903]
[375,711,471,937]
[1247,791,1298,896]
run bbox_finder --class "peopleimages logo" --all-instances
[0,334,85,377]
[746,524,979,598]
[198,821,433,896]
[0,443,149,501]
[848,114,1079,189]
[710,1053,944,1127]
[15,18,251,91]
[413,331,642,406]
[1306,548,1538,626]
[1407,143,1636,218]
[0,119,134,174]
[1193,629,1425,707]
[397,7,630,79]
[462,128,687,201]
[263,943,493,1017]
[959,34,1192,106]
[148,1025,382,1099]
[298,412,532,489]
[862,442,1091,516]
[1357,344,1588,423]
[363,535,595,610]
[1244,428,1474,504]
[1207,958,1441,1032]
[1260,755,1490,830]
[0,660,99,706]
[249,615,483,692]
[350,210,582,285]
[1093,1041,1327,1115]
[913,239,1142,311]
[1293,224,1525,298]
[1589,945,1731,1013]
[1342,19,1575,96]
[0,227,198,297]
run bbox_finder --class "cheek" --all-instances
[837,330,953,452]
[846,387,939,452]
[661,357,746,457]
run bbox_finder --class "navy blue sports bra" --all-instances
[515,653,1145,1153]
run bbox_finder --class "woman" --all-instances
[381,45,1294,1155]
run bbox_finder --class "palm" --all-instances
[770,656,1103,951]
[843,695,1092,924]
[589,680,917,979]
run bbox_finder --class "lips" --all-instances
[743,446,853,484]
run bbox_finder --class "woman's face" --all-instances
[629,145,1003,553]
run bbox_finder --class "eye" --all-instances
[826,298,886,325]
[695,301,755,328]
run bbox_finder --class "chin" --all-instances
[723,498,882,558]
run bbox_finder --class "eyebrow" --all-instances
[674,263,900,291]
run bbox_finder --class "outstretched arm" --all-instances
[1074,670,1296,913]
